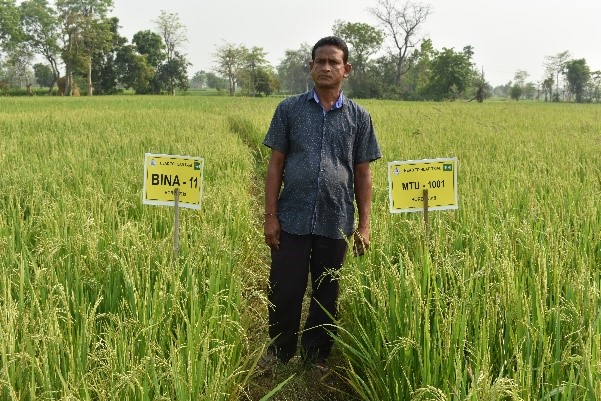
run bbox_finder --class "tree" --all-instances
[189,70,206,89]
[115,43,154,93]
[205,71,226,93]
[544,50,571,101]
[277,43,311,94]
[4,43,34,92]
[589,70,601,103]
[370,0,431,86]
[91,16,126,94]
[492,81,512,98]
[155,51,189,94]
[506,70,530,100]
[564,58,590,103]
[238,46,270,96]
[213,41,245,96]
[19,0,61,93]
[401,37,435,99]
[0,0,20,45]
[130,30,165,94]
[252,66,278,96]
[0,0,23,49]
[510,84,522,100]
[154,10,188,95]
[513,69,529,87]
[132,30,164,68]
[55,0,114,96]
[541,76,554,102]
[471,68,491,103]
[33,62,53,87]
[333,20,383,97]
[423,47,474,101]
[523,82,536,100]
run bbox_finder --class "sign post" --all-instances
[173,187,180,267]
[388,157,458,244]
[143,153,204,267]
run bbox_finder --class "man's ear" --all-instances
[344,63,352,78]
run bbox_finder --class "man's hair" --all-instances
[312,36,349,64]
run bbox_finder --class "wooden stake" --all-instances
[423,188,429,244]
[174,187,180,268]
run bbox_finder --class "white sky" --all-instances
[112,0,601,87]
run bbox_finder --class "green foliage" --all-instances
[213,41,247,96]
[32,62,52,86]
[114,44,154,93]
[0,0,22,46]
[510,84,522,100]
[90,16,126,94]
[276,44,311,95]
[333,20,384,98]
[132,30,165,68]
[155,51,189,94]
[189,70,206,89]
[564,58,590,103]
[206,71,227,93]
[423,47,475,100]
[213,42,274,97]
[152,11,188,96]
[19,0,61,92]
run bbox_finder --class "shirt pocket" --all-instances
[332,121,356,164]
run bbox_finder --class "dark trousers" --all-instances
[268,230,348,362]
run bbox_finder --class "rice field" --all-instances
[1,96,600,400]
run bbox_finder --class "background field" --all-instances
[1,96,600,400]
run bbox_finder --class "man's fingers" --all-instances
[266,235,280,250]
[353,230,369,256]
[264,231,280,250]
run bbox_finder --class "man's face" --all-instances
[309,45,352,90]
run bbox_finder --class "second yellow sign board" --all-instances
[143,153,204,210]
[388,157,458,213]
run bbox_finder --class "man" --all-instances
[260,36,381,374]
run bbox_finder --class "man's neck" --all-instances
[314,87,342,112]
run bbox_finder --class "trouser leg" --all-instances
[301,235,348,361]
[267,231,311,362]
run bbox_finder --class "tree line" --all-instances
[0,0,188,96]
[1,0,599,102]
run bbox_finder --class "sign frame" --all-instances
[388,157,458,213]
[143,153,204,210]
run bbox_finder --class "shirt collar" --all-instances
[309,89,344,111]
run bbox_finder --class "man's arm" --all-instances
[264,149,286,250]
[353,162,373,255]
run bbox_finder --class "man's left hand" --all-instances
[353,227,370,256]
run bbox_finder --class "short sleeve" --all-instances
[354,112,382,164]
[263,101,289,154]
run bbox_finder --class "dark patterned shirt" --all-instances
[263,89,381,239]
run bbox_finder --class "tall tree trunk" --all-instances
[87,57,93,96]
[395,54,403,86]
[49,73,59,95]
[48,58,60,95]
[65,66,72,96]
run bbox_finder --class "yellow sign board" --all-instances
[388,158,458,213]
[143,153,204,210]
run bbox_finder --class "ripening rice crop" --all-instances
[1,96,600,401]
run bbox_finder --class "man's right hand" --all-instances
[264,215,281,250]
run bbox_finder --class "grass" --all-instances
[1,96,600,400]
